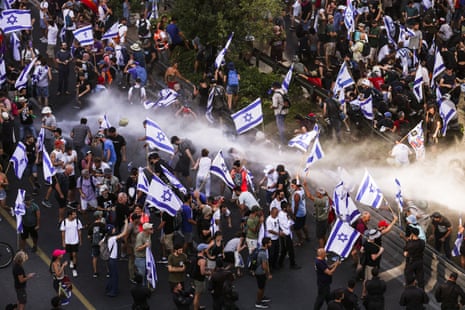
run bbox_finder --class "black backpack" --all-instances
[362,42,371,57]
[138,19,149,37]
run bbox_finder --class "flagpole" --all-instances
[4,161,11,176]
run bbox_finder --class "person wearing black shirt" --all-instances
[399,276,429,309]
[435,272,465,310]
[430,212,452,259]
[342,279,360,310]
[55,42,72,96]
[328,288,345,310]
[24,135,40,195]
[12,250,35,310]
[108,127,127,180]
[314,248,341,310]
[115,192,131,233]
[131,273,151,309]
[173,282,194,310]
[363,268,386,310]
[403,227,425,289]
[157,211,175,261]
[75,73,91,109]
[209,259,232,310]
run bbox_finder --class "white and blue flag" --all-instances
[231,98,263,135]
[145,117,175,155]
[413,65,424,102]
[355,170,383,208]
[325,219,361,258]
[210,150,235,189]
[42,148,56,184]
[144,88,179,109]
[304,136,324,171]
[59,26,66,44]
[288,130,317,152]
[205,88,215,124]
[439,99,457,136]
[146,174,182,216]
[407,121,425,161]
[101,22,119,41]
[431,50,445,87]
[351,96,373,120]
[3,0,16,9]
[394,178,404,212]
[161,165,187,194]
[100,114,111,129]
[344,0,356,35]
[145,247,158,288]
[14,188,26,233]
[215,32,234,69]
[72,25,94,46]
[333,61,354,100]
[15,57,37,89]
[36,128,45,153]
[282,63,294,94]
[452,230,463,257]
[137,167,149,194]
[0,58,6,86]
[383,15,397,48]
[0,9,32,34]
[333,181,360,225]
[11,32,20,62]
[10,142,28,179]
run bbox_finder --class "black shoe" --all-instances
[290,264,302,270]
[261,296,272,303]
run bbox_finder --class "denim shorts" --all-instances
[36,86,49,97]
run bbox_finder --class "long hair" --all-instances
[13,250,27,265]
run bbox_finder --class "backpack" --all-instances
[65,12,73,28]
[99,238,113,261]
[91,224,103,246]
[187,255,204,279]
[233,170,243,187]
[248,248,263,271]
[138,19,149,37]
[362,42,371,57]
[227,70,239,86]
[277,92,291,109]
[213,86,227,110]
[131,86,143,103]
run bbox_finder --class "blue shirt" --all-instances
[103,139,117,164]
[292,189,306,217]
[166,23,183,45]
[181,204,193,233]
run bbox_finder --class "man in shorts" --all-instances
[87,210,106,278]
[76,169,99,225]
[60,209,83,277]
[19,195,40,252]
[181,193,196,253]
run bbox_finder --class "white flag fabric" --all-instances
[344,0,356,35]
[160,165,187,194]
[101,114,111,129]
[288,131,317,152]
[325,219,361,258]
[355,170,383,208]
[9,142,28,179]
[215,33,234,69]
[407,121,425,161]
[333,61,355,99]
[137,167,149,194]
[205,87,216,124]
[14,188,26,233]
[257,223,265,248]
[145,117,175,155]
[210,150,235,189]
[42,148,56,184]
[231,98,263,135]
[304,136,324,170]
[351,96,373,120]
[101,23,119,40]
[439,99,457,136]
[383,15,397,48]
[282,64,294,94]
[36,128,45,152]
[0,9,32,33]
[72,25,94,46]
[431,50,445,87]
[11,32,20,62]
[0,58,6,86]
[394,178,404,212]
[333,181,360,224]
[452,222,463,257]
[15,57,37,89]
[146,174,182,216]
[144,88,179,109]
[3,0,16,9]
[145,247,158,288]
[413,65,423,102]
[423,0,433,9]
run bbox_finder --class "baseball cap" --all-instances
[197,243,209,252]
[106,224,115,232]
[378,220,389,228]
[317,187,326,195]
[52,249,66,257]
[406,214,417,224]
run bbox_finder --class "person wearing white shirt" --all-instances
[39,0,49,41]
[259,165,278,205]
[223,232,246,276]
[118,18,128,44]
[62,3,76,46]
[388,141,412,166]
[277,202,301,269]
[269,190,286,212]
[234,188,259,215]
[266,206,280,270]
[60,209,83,278]
[104,219,128,297]
[193,149,212,197]
[212,198,231,233]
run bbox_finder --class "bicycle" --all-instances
[0,241,14,269]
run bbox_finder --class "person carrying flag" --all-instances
[19,194,40,253]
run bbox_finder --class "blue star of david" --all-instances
[161,189,172,202]
[337,233,348,242]
[156,132,165,142]
[243,113,253,123]
[14,205,24,216]
[300,133,308,140]
[221,163,227,172]
[7,15,18,25]
[83,32,88,38]
[369,184,376,193]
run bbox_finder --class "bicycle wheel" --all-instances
[0,242,14,269]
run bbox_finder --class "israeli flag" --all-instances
[304,136,324,170]
[258,223,265,248]
[9,142,28,179]
[325,219,361,258]
[210,150,235,189]
[407,121,425,161]
[355,170,383,208]
[0,58,6,86]
[205,87,215,124]
[398,25,413,46]
[394,178,404,212]
[244,167,255,193]
[36,128,45,153]
[282,64,294,94]
[344,0,356,35]
[351,96,374,120]
[0,9,32,34]
[288,131,317,152]
[42,148,56,184]
[101,114,111,129]
[160,165,187,194]
[452,218,463,257]
[137,167,149,194]
[423,0,433,9]
[101,23,119,41]
[431,50,445,87]
[413,65,424,102]
[144,88,179,109]
[59,26,66,44]
[4,0,16,9]
[146,174,182,216]
[14,188,26,233]
[72,25,94,46]
[333,181,360,225]
[145,117,175,155]
[15,57,37,89]
[383,15,397,48]
[439,99,457,136]
[333,62,355,100]
[11,32,21,62]
[231,98,263,135]
[215,32,234,69]
[145,247,158,288]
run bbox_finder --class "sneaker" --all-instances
[93,273,99,278]
[261,296,272,303]
[56,92,61,96]
[255,302,269,309]
[65,91,71,95]
[69,261,74,269]
[41,200,52,208]
[61,300,70,306]
[72,269,78,278]
[129,278,137,284]
[106,273,110,278]
[73,105,81,109]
